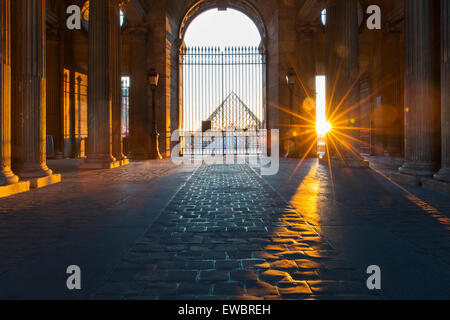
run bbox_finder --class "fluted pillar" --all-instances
[325,0,367,167]
[128,26,149,160]
[435,0,450,182]
[383,28,404,158]
[110,1,128,165]
[400,0,441,177]
[11,0,55,179]
[81,0,118,169]
[371,29,386,156]
[0,0,17,185]
[296,25,317,158]
[46,27,62,159]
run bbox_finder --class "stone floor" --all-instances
[0,158,449,300]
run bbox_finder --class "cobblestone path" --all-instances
[94,164,379,300]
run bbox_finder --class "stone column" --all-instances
[324,0,337,159]
[371,29,386,156]
[128,26,149,160]
[110,1,128,165]
[81,0,118,169]
[434,0,450,182]
[325,0,367,167]
[11,0,60,187]
[399,0,441,177]
[57,22,65,159]
[46,27,62,159]
[383,28,404,158]
[296,24,318,158]
[0,0,17,186]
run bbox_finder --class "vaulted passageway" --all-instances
[0,0,449,301]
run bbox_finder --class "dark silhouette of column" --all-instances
[69,71,76,158]
[11,0,60,188]
[110,1,128,165]
[399,0,441,177]
[383,28,404,158]
[325,0,368,167]
[371,29,386,156]
[128,26,149,160]
[46,26,63,159]
[435,0,450,182]
[81,0,119,169]
[296,24,317,158]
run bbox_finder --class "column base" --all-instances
[128,152,150,160]
[399,161,438,177]
[28,174,62,189]
[421,178,450,194]
[0,169,19,185]
[55,152,64,159]
[79,159,122,170]
[0,181,30,199]
[371,150,386,157]
[114,154,130,166]
[15,164,53,180]
[433,168,450,183]
[391,172,423,186]
[386,151,403,158]
[149,151,163,160]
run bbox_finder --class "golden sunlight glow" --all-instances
[315,76,331,137]
[316,120,332,137]
[289,164,322,231]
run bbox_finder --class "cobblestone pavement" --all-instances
[0,159,197,299]
[0,159,449,299]
[262,159,450,299]
[93,164,380,300]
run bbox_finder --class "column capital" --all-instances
[296,22,319,39]
[126,25,148,35]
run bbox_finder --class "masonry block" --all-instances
[29,174,62,189]
[0,181,30,198]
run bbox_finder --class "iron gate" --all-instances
[179,46,267,155]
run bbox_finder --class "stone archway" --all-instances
[176,1,269,156]
[178,0,267,44]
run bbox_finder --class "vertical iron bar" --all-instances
[221,47,225,155]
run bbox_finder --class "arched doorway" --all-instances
[177,2,268,156]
